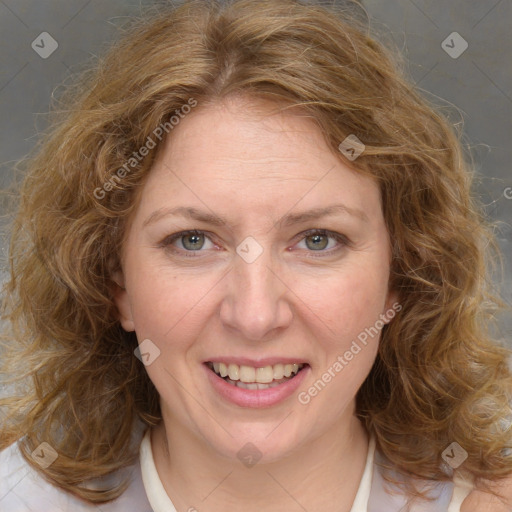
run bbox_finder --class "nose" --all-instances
[219,246,293,341]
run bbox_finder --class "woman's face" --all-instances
[115,96,397,462]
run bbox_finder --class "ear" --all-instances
[111,270,135,332]
[382,288,401,325]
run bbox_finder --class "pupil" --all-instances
[307,234,327,250]
[184,233,203,250]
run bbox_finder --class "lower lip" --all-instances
[203,363,310,408]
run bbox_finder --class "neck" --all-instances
[151,409,370,512]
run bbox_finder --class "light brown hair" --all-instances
[1,0,511,505]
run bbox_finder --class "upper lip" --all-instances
[204,357,309,367]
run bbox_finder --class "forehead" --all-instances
[136,96,382,227]
[161,97,331,174]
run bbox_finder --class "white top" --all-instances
[0,428,474,511]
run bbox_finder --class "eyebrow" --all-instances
[143,204,369,229]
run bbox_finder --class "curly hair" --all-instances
[1,0,511,505]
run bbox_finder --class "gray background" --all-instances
[0,0,511,339]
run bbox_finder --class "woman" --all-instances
[1,0,511,511]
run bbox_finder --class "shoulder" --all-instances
[368,447,478,512]
[460,481,512,512]
[368,465,456,511]
[0,439,73,511]
[0,440,153,512]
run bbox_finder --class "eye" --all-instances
[160,230,216,256]
[159,228,349,258]
[293,229,349,256]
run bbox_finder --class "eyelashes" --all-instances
[158,228,350,259]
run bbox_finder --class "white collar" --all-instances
[139,428,177,512]
[139,428,376,512]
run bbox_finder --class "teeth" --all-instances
[228,364,239,380]
[239,365,256,382]
[273,364,284,379]
[209,362,304,383]
[256,366,274,383]
[219,362,228,378]
[225,378,283,390]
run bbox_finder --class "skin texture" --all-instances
[113,95,402,512]
[462,483,512,511]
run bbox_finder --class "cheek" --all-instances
[126,258,215,341]
[299,266,386,412]
[299,260,390,345]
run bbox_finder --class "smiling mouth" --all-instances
[205,361,307,390]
